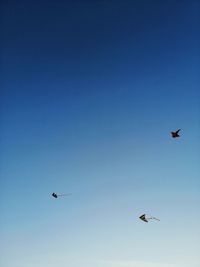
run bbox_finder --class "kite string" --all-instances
[151,217,160,221]
[57,193,72,197]
[146,215,160,221]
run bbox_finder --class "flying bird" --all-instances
[139,214,160,223]
[51,192,72,198]
[171,129,181,138]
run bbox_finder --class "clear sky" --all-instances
[0,1,200,267]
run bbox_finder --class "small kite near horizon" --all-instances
[139,214,160,223]
[171,129,181,138]
[52,192,72,198]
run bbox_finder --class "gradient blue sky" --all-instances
[1,1,200,267]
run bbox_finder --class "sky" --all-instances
[0,0,200,267]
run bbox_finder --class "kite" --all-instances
[139,214,160,223]
[171,129,181,138]
[52,192,72,198]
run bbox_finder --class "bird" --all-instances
[171,129,181,138]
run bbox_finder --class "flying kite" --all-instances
[52,192,72,198]
[171,129,181,138]
[139,214,160,223]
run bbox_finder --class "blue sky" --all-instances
[1,1,200,267]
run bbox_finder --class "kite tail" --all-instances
[152,217,160,221]
[57,193,72,197]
